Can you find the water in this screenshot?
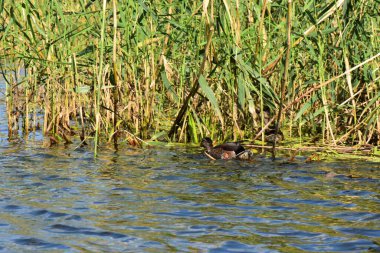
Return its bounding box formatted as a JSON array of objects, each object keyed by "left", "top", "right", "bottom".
[{"left": 0, "top": 83, "right": 380, "bottom": 252}]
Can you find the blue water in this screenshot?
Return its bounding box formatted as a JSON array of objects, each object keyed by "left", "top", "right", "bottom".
[{"left": 0, "top": 82, "right": 379, "bottom": 252}]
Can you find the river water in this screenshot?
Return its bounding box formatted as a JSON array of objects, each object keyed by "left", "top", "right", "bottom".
[{"left": 0, "top": 81, "right": 379, "bottom": 252}]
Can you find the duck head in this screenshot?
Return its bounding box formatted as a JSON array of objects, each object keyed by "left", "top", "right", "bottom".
[{"left": 201, "top": 137, "right": 213, "bottom": 152}]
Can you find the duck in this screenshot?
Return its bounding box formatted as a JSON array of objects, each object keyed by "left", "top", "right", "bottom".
[
  {"left": 201, "top": 137, "right": 253, "bottom": 160},
  {"left": 265, "top": 128, "right": 284, "bottom": 143}
]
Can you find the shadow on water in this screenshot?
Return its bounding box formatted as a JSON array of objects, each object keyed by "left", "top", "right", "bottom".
[{"left": 1, "top": 82, "right": 380, "bottom": 252}]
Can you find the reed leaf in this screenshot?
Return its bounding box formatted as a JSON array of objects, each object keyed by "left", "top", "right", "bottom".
[
  {"left": 237, "top": 73, "right": 245, "bottom": 108},
  {"left": 198, "top": 74, "right": 224, "bottom": 129},
  {"left": 161, "top": 70, "right": 180, "bottom": 104},
  {"left": 0, "top": 0, "right": 378, "bottom": 149}
]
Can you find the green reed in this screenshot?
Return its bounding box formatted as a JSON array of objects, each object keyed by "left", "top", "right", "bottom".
[{"left": 0, "top": 0, "right": 379, "bottom": 152}]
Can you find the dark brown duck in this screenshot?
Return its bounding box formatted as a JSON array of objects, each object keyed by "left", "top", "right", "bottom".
[{"left": 201, "top": 137, "right": 252, "bottom": 160}]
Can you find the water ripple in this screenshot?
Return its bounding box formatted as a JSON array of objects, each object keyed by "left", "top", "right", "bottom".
[
  {"left": 337, "top": 227, "right": 380, "bottom": 237},
  {"left": 48, "top": 224, "right": 128, "bottom": 239},
  {"left": 14, "top": 237, "right": 69, "bottom": 250},
  {"left": 0, "top": 116, "right": 378, "bottom": 253},
  {"left": 293, "top": 239, "right": 380, "bottom": 252}
]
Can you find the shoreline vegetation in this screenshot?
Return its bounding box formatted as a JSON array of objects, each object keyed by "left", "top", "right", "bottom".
[{"left": 0, "top": 1, "right": 379, "bottom": 157}]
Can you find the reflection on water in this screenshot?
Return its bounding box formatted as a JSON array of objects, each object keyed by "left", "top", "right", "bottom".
[{"left": 1, "top": 85, "right": 380, "bottom": 252}]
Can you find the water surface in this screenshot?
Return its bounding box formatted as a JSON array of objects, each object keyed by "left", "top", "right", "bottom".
[{"left": 0, "top": 83, "right": 379, "bottom": 252}]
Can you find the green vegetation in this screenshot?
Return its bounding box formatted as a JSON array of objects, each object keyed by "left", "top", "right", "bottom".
[{"left": 0, "top": 0, "right": 379, "bottom": 153}]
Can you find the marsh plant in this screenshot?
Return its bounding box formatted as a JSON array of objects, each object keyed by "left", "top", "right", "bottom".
[{"left": 1, "top": 0, "right": 379, "bottom": 154}]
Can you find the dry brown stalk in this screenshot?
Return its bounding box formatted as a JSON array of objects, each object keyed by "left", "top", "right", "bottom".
[{"left": 253, "top": 52, "right": 380, "bottom": 142}]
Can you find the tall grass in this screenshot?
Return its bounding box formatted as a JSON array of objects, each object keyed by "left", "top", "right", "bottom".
[{"left": 0, "top": 0, "right": 379, "bottom": 151}]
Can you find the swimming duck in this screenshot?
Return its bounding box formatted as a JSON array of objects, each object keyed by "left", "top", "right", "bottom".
[{"left": 201, "top": 137, "right": 253, "bottom": 160}]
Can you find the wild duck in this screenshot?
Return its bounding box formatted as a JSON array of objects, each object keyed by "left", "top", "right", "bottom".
[{"left": 201, "top": 137, "right": 252, "bottom": 160}]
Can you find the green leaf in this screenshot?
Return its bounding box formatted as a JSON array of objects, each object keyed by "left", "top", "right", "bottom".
[
  {"left": 161, "top": 71, "right": 179, "bottom": 104},
  {"left": 237, "top": 73, "right": 246, "bottom": 108},
  {"left": 188, "top": 112, "right": 198, "bottom": 143},
  {"left": 150, "top": 131, "right": 167, "bottom": 141},
  {"left": 198, "top": 74, "right": 224, "bottom": 128},
  {"left": 301, "top": 107, "right": 324, "bottom": 125},
  {"left": 0, "top": 0, "right": 4, "bottom": 14},
  {"left": 75, "top": 85, "right": 91, "bottom": 94},
  {"left": 359, "top": 92, "right": 380, "bottom": 120},
  {"left": 321, "top": 26, "right": 337, "bottom": 34},
  {"left": 294, "top": 94, "right": 317, "bottom": 121}
]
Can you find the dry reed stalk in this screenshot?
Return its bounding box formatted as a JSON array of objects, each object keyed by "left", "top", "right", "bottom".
[
  {"left": 112, "top": 0, "right": 119, "bottom": 150},
  {"left": 168, "top": 0, "right": 215, "bottom": 139},
  {"left": 94, "top": 0, "right": 107, "bottom": 157},
  {"left": 272, "top": 0, "right": 292, "bottom": 158},
  {"left": 1, "top": 0, "right": 378, "bottom": 150},
  {"left": 253, "top": 52, "right": 380, "bottom": 142}
]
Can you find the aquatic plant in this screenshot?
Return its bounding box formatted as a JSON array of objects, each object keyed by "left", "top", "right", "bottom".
[{"left": 0, "top": 0, "right": 379, "bottom": 153}]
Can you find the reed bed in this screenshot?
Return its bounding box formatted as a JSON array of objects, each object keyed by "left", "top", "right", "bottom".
[{"left": 0, "top": 0, "right": 379, "bottom": 153}]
